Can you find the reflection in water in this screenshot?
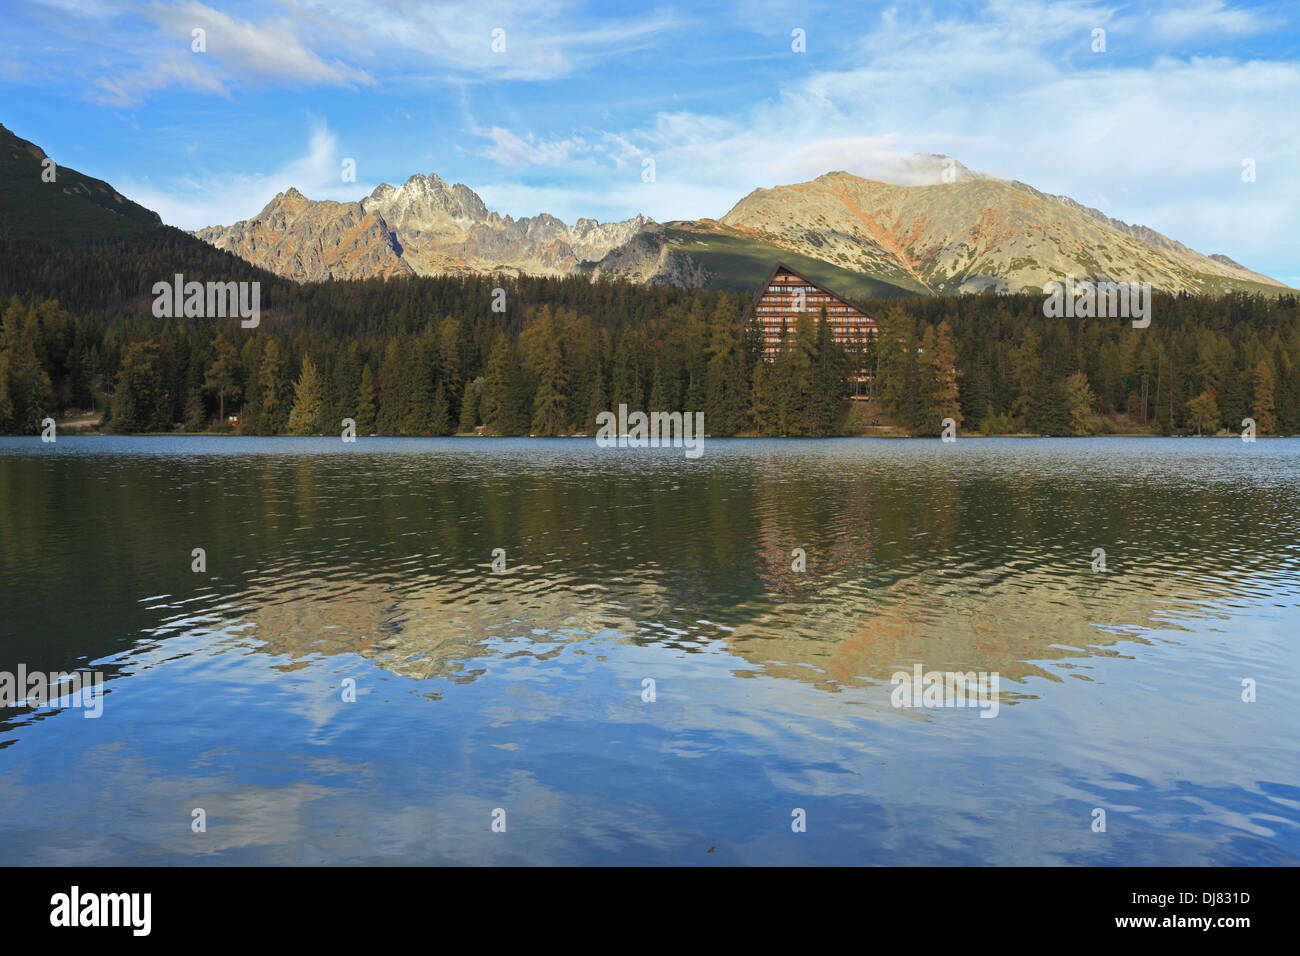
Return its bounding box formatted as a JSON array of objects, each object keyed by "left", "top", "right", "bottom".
[{"left": 1, "top": 436, "right": 1298, "bottom": 864}]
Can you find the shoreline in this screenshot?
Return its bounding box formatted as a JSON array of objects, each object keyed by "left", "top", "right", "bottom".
[{"left": 21, "top": 430, "right": 1297, "bottom": 440}]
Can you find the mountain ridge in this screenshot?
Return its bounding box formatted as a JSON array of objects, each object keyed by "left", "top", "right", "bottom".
[
  {"left": 193, "top": 158, "right": 1290, "bottom": 297},
  {"left": 0, "top": 122, "right": 163, "bottom": 245},
  {"left": 194, "top": 172, "right": 650, "bottom": 283},
  {"left": 5, "top": 116, "right": 1284, "bottom": 299}
]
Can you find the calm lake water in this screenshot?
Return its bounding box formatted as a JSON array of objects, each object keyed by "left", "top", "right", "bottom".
[{"left": 1, "top": 436, "right": 1298, "bottom": 865}]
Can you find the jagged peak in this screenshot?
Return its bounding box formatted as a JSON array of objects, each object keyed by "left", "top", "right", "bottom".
[{"left": 399, "top": 171, "right": 447, "bottom": 188}]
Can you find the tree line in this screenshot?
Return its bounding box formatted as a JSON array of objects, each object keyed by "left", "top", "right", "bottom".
[{"left": 1, "top": 253, "right": 1298, "bottom": 436}]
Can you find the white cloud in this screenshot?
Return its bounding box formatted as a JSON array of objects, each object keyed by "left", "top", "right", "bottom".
[
  {"left": 466, "top": 0, "right": 1298, "bottom": 273},
  {"left": 76, "top": 0, "right": 374, "bottom": 107},
  {"left": 59, "top": 0, "right": 683, "bottom": 106},
  {"left": 143, "top": 1, "right": 374, "bottom": 85},
  {"left": 94, "top": 0, "right": 1299, "bottom": 276},
  {"left": 1143, "top": 0, "right": 1273, "bottom": 42},
  {"left": 478, "top": 128, "right": 590, "bottom": 167},
  {"left": 294, "top": 0, "right": 686, "bottom": 82},
  {"left": 90, "top": 54, "right": 230, "bottom": 108}
]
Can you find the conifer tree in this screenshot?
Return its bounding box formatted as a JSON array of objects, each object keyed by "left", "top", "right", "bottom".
[
  {"left": 706, "top": 316, "right": 747, "bottom": 435},
  {"left": 0, "top": 301, "right": 52, "bottom": 432},
  {"left": 256, "top": 339, "right": 287, "bottom": 434},
  {"left": 204, "top": 337, "right": 242, "bottom": 426},
  {"left": 355, "top": 363, "right": 377, "bottom": 434},
  {"left": 876, "top": 308, "right": 920, "bottom": 429},
  {"left": 531, "top": 338, "right": 569, "bottom": 436},
  {"left": 1253, "top": 358, "right": 1277, "bottom": 434},
  {"left": 1185, "top": 388, "right": 1220, "bottom": 436},
  {"left": 459, "top": 376, "right": 483, "bottom": 433},
  {"left": 812, "top": 309, "right": 845, "bottom": 435},
  {"left": 288, "top": 355, "right": 325, "bottom": 435},
  {"left": 112, "top": 341, "right": 162, "bottom": 433},
  {"left": 429, "top": 380, "right": 452, "bottom": 436},
  {"left": 749, "top": 355, "right": 776, "bottom": 435},
  {"left": 376, "top": 340, "right": 405, "bottom": 435},
  {"left": 482, "top": 334, "right": 528, "bottom": 435},
  {"left": 926, "top": 319, "right": 963, "bottom": 436}
]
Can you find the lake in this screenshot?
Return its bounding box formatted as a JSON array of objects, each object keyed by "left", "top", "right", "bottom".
[{"left": 1, "top": 436, "right": 1297, "bottom": 864}]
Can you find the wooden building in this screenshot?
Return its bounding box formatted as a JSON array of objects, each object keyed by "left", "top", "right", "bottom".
[{"left": 745, "top": 263, "right": 879, "bottom": 363}]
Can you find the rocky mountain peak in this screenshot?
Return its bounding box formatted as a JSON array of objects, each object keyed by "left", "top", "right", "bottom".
[
  {"left": 195, "top": 171, "right": 654, "bottom": 283},
  {"left": 190, "top": 157, "right": 1287, "bottom": 295}
]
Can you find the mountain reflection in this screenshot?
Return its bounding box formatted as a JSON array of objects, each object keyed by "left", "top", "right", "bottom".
[{"left": 3, "top": 437, "right": 1298, "bottom": 711}]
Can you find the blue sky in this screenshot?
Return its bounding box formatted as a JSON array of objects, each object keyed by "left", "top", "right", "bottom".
[{"left": 2, "top": 0, "right": 1298, "bottom": 282}]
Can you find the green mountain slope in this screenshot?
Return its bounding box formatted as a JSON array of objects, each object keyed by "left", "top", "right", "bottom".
[
  {"left": 656, "top": 223, "right": 926, "bottom": 298},
  {"left": 0, "top": 123, "right": 285, "bottom": 315},
  {"left": 0, "top": 123, "right": 161, "bottom": 245}
]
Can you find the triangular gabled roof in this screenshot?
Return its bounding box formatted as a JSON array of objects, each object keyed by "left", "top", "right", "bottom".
[{"left": 743, "top": 262, "right": 875, "bottom": 322}]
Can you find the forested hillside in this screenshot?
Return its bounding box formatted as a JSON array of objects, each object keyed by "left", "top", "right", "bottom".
[{"left": 1, "top": 251, "right": 1296, "bottom": 438}]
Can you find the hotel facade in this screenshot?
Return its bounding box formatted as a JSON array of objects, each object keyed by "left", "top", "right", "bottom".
[{"left": 746, "top": 263, "right": 879, "bottom": 360}]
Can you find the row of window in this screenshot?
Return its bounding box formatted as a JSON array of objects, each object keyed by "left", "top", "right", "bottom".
[
  {"left": 754, "top": 308, "right": 863, "bottom": 316},
  {"left": 756, "top": 320, "right": 878, "bottom": 328},
  {"left": 762, "top": 331, "right": 879, "bottom": 343},
  {"left": 757, "top": 310, "right": 865, "bottom": 318}
]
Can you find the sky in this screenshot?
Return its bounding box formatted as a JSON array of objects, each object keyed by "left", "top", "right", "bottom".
[{"left": 2, "top": 0, "right": 1298, "bottom": 283}]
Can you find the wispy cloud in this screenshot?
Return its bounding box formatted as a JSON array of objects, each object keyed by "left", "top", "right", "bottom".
[
  {"left": 468, "top": 0, "right": 1298, "bottom": 267},
  {"left": 306, "top": 0, "right": 687, "bottom": 81},
  {"left": 9, "top": 0, "right": 1296, "bottom": 276},
  {"left": 477, "top": 128, "right": 592, "bottom": 167},
  {"left": 1143, "top": 0, "right": 1275, "bottom": 42},
  {"left": 142, "top": 0, "right": 374, "bottom": 85},
  {"left": 85, "top": 0, "right": 374, "bottom": 107}
]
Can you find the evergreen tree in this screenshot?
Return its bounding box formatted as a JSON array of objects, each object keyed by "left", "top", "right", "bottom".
[
  {"left": 204, "top": 337, "right": 242, "bottom": 426},
  {"left": 459, "top": 376, "right": 483, "bottom": 433},
  {"left": 482, "top": 335, "right": 529, "bottom": 435},
  {"left": 288, "top": 355, "right": 325, "bottom": 435},
  {"left": 1062, "top": 371, "right": 1098, "bottom": 435},
  {"left": 429, "top": 380, "right": 453, "bottom": 436},
  {"left": 0, "top": 351, "right": 13, "bottom": 433},
  {"left": 1253, "top": 358, "right": 1277, "bottom": 434},
  {"left": 256, "top": 339, "right": 287, "bottom": 434},
  {"left": 811, "top": 309, "right": 845, "bottom": 435},
  {"left": 183, "top": 386, "right": 206, "bottom": 431},
  {"left": 749, "top": 354, "right": 777, "bottom": 435},
  {"left": 112, "top": 341, "right": 163, "bottom": 433},
  {"left": 355, "top": 363, "right": 377, "bottom": 434},
  {"left": 1185, "top": 388, "right": 1220, "bottom": 436},
  {"left": 706, "top": 316, "right": 747, "bottom": 435},
  {"left": 876, "top": 308, "right": 920, "bottom": 429},
  {"left": 376, "top": 340, "right": 406, "bottom": 435},
  {"left": 531, "top": 338, "right": 569, "bottom": 435},
  {"left": 0, "top": 301, "right": 53, "bottom": 433},
  {"left": 926, "top": 319, "right": 963, "bottom": 436},
  {"left": 584, "top": 360, "right": 609, "bottom": 433}
]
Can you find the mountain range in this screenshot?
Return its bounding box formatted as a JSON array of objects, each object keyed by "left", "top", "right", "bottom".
[
  {"left": 194, "top": 155, "right": 1289, "bottom": 298},
  {"left": 2, "top": 120, "right": 1289, "bottom": 299},
  {"left": 193, "top": 174, "right": 650, "bottom": 283}
]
